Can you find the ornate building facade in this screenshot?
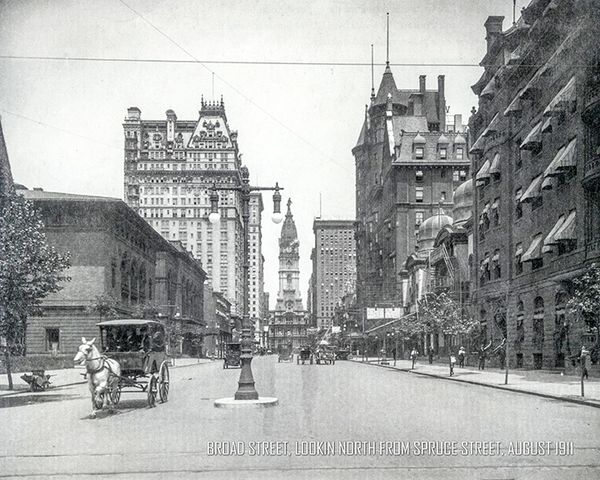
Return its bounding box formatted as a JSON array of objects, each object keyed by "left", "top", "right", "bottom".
[
  {"left": 469, "top": 1, "right": 600, "bottom": 369},
  {"left": 268, "top": 200, "right": 308, "bottom": 349},
  {"left": 122, "top": 98, "right": 245, "bottom": 313},
  {"left": 353, "top": 61, "right": 470, "bottom": 323}
]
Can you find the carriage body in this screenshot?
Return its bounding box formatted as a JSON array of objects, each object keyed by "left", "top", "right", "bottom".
[
  {"left": 97, "top": 319, "right": 170, "bottom": 406},
  {"left": 277, "top": 343, "right": 293, "bottom": 363},
  {"left": 297, "top": 345, "right": 314, "bottom": 365}
]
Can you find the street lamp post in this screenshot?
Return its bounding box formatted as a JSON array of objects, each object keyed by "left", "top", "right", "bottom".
[{"left": 209, "top": 166, "right": 282, "bottom": 402}]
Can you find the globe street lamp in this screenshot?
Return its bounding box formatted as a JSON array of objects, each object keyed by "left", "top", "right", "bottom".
[{"left": 211, "top": 166, "right": 282, "bottom": 406}]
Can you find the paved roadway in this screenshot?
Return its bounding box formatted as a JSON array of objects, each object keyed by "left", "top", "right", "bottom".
[{"left": 0, "top": 356, "right": 599, "bottom": 479}]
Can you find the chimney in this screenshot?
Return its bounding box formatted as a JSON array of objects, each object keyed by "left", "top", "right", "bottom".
[
  {"left": 413, "top": 96, "right": 423, "bottom": 116},
  {"left": 454, "top": 114, "right": 463, "bottom": 133},
  {"left": 126, "top": 107, "right": 141, "bottom": 121},
  {"left": 484, "top": 16, "right": 504, "bottom": 53},
  {"left": 166, "top": 109, "right": 177, "bottom": 142},
  {"left": 438, "top": 75, "right": 446, "bottom": 131},
  {"left": 419, "top": 75, "right": 426, "bottom": 94}
]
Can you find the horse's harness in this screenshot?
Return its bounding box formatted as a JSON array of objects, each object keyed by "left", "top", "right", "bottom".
[{"left": 85, "top": 354, "right": 118, "bottom": 377}]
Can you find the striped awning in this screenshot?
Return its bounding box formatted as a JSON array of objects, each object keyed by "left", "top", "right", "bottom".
[
  {"left": 482, "top": 202, "right": 491, "bottom": 215},
  {"left": 542, "top": 214, "right": 566, "bottom": 252},
  {"left": 520, "top": 175, "right": 543, "bottom": 203},
  {"left": 520, "top": 122, "right": 543, "bottom": 150},
  {"left": 520, "top": 65, "right": 549, "bottom": 100},
  {"left": 543, "top": 77, "right": 576, "bottom": 117},
  {"left": 556, "top": 137, "right": 577, "bottom": 171},
  {"left": 476, "top": 159, "right": 491, "bottom": 181},
  {"left": 544, "top": 145, "right": 566, "bottom": 178},
  {"left": 482, "top": 113, "right": 501, "bottom": 137},
  {"left": 522, "top": 234, "right": 543, "bottom": 262},
  {"left": 515, "top": 187, "right": 522, "bottom": 202},
  {"left": 554, "top": 210, "right": 576, "bottom": 242},
  {"left": 469, "top": 133, "right": 486, "bottom": 154},
  {"left": 489, "top": 153, "right": 501, "bottom": 176}
]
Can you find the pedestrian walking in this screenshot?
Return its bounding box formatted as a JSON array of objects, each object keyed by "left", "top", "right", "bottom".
[
  {"left": 449, "top": 353, "right": 457, "bottom": 376},
  {"left": 580, "top": 346, "right": 591, "bottom": 380},
  {"left": 458, "top": 346, "right": 466, "bottom": 368},
  {"left": 428, "top": 348, "right": 434, "bottom": 365},
  {"left": 410, "top": 348, "right": 418, "bottom": 369},
  {"left": 478, "top": 340, "right": 492, "bottom": 370}
]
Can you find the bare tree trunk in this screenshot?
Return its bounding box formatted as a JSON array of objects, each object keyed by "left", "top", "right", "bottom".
[{"left": 4, "top": 349, "right": 13, "bottom": 390}]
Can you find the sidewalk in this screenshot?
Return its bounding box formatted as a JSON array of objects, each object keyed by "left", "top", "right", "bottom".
[
  {"left": 0, "top": 357, "right": 214, "bottom": 396},
  {"left": 354, "top": 357, "right": 600, "bottom": 408}
]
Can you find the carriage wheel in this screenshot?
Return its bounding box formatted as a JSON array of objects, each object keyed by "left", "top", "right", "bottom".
[
  {"left": 110, "top": 386, "right": 121, "bottom": 406},
  {"left": 94, "top": 392, "right": 105, "bottom": 410},
  {"left": 159, "top": 361, "right": 170, "bottom": 403},
  {"left": 147, "top": 375, "right": 158, "bottom": 408}
]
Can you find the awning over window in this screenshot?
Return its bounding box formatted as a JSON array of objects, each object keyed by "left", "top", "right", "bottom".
[
  {"left": 542, "top": 214, "right": 566, "bottom": 252},
  {"left": 492, "top": 252, "right": 500, "bottom": 263},
  {"left": 543, "top": 76, "right": 576, "bottom": 117},
  {"left": 476, "top": 159, "right": 491, "bottom": 181},
  {"left": 520, "top": 175, "right": 543, "bottom": 202},
  {"left": 482, "top": 113, "right": 501, "bottom": 137},
  {"left": 554, "top": 209, "right": 576, "bottom": 242},
  {"left": 469, "top": 133, "right": 486, "bottom": 155},
  {"left": 489, "top": 153, "right": 501, "bottom": 175},
  {"left": 491, "top": 198, "right": 499, "bottom": 210},
  {"left": 482, "top": 202, "right": 491, "bottom": 216},
  {"left": 520, "top": 65, "right": 549, "bottom": 100},
  {"left": 481, "top": 78, "right": 497, "bottom": 99},
  {"left": 520, "top": 122, "right": 542, "bottom": 150},
  {"left": 522, "top": 234, "right": 543, "bottom": 262},
  {"left": 515, "top": 244, "right": 524, "bottom": 258},
  {"left": 541, "top": 116, "right": 553, "bottom": 133},
  {"left": 504, "top": 90, "right": 524, "bottom": 116},
  {"left": 556, "top": 137, "right": 577, "bottom": 171}
]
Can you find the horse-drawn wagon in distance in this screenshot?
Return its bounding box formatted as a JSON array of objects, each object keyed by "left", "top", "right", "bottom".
[
  {"left": 277, "top": 343, "right": 293, "bottom": 363},
  {"left": 297, "top": 345, "right": 314, "bottom": 365},
  {"left": 223, "top": 341, "right": 241, "bottom": 369},
  {"left": 74, "top": 319, "right": 170, "bottom": 418}
]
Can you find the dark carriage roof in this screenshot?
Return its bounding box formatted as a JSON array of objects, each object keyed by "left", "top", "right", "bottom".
[{"left": 97, "top": 319, "right": 164, "bottom": 327}]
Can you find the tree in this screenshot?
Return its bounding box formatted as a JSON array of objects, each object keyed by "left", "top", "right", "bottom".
[
  {"left": 567, "top": 263, "right": 600, "bottom": 362},
  {"left": 86, "top": 294, "right": 120, "bottom": 320},
  {"left": 417, "top": 292, "right": 477, "bottom": 349},
  {"left": 0, "top": 195, "right": 71, "bottom": 389}
]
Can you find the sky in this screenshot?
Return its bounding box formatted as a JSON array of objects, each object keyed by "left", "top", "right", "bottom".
[{"left": 0, "top": 0, "right": 530, "bottom": 309}]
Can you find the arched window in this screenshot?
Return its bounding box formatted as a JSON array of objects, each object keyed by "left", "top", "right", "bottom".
[{"left": 120, "top": 256, "right": 129, "bottom": 302}]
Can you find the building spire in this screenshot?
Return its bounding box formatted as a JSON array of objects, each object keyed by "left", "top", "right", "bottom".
[
  {"left": 286, "top": 197, "right": 292, "bottom": 215},
  {"left": 0, "top": 116, "right": 15, "bottom": 198},
  {"left": 371, "top": 44, "right": 375, "bottom": 100},
  {"left": 386, "top": 12, "right": 390, "bottom": 66}
]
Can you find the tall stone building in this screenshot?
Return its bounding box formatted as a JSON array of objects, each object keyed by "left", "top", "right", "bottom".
[
  {"left": 248, "top": 192, "right": 265, "bottom": 339},
  {"left": 268, "top": 200, "right": 308, "bottom": 349},
  {"left": 122, "top": 98, "right": 245, "bottom": 313},
  {"left": 353, "top": 61, "right": 470, "bottom": 320},
  {"left": 312, "top": 219, "right": 356, "bottom": 329},
  {"left": 469, "top": 1, "right": 600, "bottom": 369}
]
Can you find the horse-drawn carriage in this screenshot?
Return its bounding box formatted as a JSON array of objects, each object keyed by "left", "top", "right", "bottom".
[
  {"left": 74, "top": 319, "right": 170, "bottom": 418},
  {"left": 297, "top": 345, "right": 314, "bottom": 365},
  {"left": 223, "top": 342, "right": 241, "bottom": 369},
  {"left": 315, "top": 345, "right": 336, "bottom": 365},
  {"left": 277, "top": 343, "right": 293, "bottom": 363}
]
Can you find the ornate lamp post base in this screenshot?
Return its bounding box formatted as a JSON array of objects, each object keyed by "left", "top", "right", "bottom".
[{"left": 214, "top": 396, "right": 278, "bottom": 408}]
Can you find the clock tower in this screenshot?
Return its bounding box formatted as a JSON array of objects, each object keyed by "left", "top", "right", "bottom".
[{"left": 268, "top": 199, "right": 308, "bottom": 349}]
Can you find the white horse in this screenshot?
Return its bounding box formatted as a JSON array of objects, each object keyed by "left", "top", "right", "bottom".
[{"left": 73, "top": 337, "right": 121, "bottom": 418}]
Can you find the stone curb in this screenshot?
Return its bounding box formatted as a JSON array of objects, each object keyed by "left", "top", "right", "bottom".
[{"left": 352, "top": 360, "right": 600, "bottom": 409}]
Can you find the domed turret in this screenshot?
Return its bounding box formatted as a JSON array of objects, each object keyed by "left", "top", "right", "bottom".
[
  {"left": 418, "top": 209, "right": 453, "bottom": 250},
  {"left": 437, "top": 134, "right": 449, "bottom": 145},
  {"left": 454, "top": 133, "right": 466, "bottom": 144},
  {"left": 452, "top": 179, "right": 473, "bottom": 225}
]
